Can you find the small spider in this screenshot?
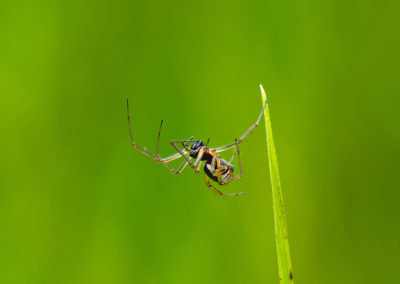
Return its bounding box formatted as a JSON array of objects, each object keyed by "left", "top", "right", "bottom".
[{"left": 127, "top": 99, "right": 267, "bottom": 196}]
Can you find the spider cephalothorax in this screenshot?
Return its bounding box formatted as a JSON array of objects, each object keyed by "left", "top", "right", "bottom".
[
  {"left": 189, "top": 140, "right": 204, "bottom": 158},
  {"left": 127, "top": 97, "right": 267, "bottom": 197}
]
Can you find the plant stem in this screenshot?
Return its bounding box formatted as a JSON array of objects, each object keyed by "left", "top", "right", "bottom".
[{"left": 260, "top": 84, "right": 294, "bottom": 283}]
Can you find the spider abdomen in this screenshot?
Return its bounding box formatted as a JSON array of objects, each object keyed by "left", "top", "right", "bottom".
[{"left": 204, "top": 159, "right": 234, "bottom": 184}]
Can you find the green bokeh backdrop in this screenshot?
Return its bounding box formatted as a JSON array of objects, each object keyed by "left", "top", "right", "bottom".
[{"left": 1, "top": 0, "right": 399, "bottom": 283}]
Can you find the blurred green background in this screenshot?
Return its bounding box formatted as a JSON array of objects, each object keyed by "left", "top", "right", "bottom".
[{"left": 1, "top": 0, "right": 399, "bottom": 283}]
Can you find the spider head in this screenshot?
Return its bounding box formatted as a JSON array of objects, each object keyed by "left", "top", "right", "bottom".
[
  {"left": 189, "top": 140, "right": 204, "bottom": 158},
  {"left": 190, "top": 140, "right": 204, "bottom": 151}
]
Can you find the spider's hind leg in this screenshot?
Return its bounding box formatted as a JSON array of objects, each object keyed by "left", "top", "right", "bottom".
[{"left": 212, "top": 101, "right": 268, "bottom": 153}]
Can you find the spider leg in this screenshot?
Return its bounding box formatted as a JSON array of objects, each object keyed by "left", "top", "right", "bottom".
[
  {"left": 216, "top": 167, "right": 228, "bottom": 185},
  {"left": 210, "top": 152, "right": 217, "bottom": 172},
  {"left": 181, "top": 139, "right": 194, "bottom": 152},
  {"left": 127, "top": 99, "right": 187, "bottom": 164},
  {"left": 170, "top": 140, "right": 197, "bottom": 168},
  {"left": 210, "top": 142, "right": 243, "bottom": 186},
  {"left": 204, "top": 173, "right": 245, "bottom": 197},
  {"left": 156, "top": 120, "right": 163, "bottom": 158},
  {"left": 208, "top": 153, "right": 225, "bottom": 184},
  {"left": 193, "top": 147, "right": 207, "bottom": 173},
  {"left": 212, "top": 101, "right": 267, "bottom": 153},
  {"left": 228, "top": 142, "right": 240, "bottom": 164},
  {"left": 222, "top": 142, "right": 243, "bottom": 185},
  {"left": 208, "top": 154, "right": 229, "bottom": 185},
  {"left": 154, "top": 119, "right": 193, "bottom": 174},
  {"left": 163, "top": 160, "right": 189, "bottom": 175}
]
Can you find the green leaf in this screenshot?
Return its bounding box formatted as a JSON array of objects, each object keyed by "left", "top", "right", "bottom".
[{"left": 260, "top": 85, "right": 294, "bottom": 283}]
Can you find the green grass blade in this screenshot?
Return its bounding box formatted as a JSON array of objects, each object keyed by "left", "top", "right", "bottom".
[{"left": 260, "top": 85, "right": 294, "bottom": 283}]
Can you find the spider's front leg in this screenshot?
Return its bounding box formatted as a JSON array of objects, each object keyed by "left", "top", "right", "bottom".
[
  {"left": 170, "top": 141, "right": 206, "bottom": 173},
  {"left": 153, "top": 121, "right": 195, "bottom": 174},
  {"left": 127, "top": 100, "right": 191, "bottom": 175},
  {"left": 169, "top": 140, "right": 193, "bottom": 167},
  {"left": 193, "top": 147, "right": 207, "bottom": 174},
  {"left": 130, "top": 133, "right": 190, "bottom": 175},
  {"left": 162, "top": 160, "right": 189, "bottom": 175}
]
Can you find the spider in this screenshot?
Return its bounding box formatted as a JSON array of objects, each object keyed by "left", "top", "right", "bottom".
[{"left": 127, "top": 99, "right": 267, "bottom": 196}]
